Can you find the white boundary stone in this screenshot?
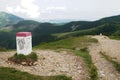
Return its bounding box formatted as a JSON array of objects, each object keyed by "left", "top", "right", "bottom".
[{"left": 16, "top": 32, "right": 32, "bottom": 55}]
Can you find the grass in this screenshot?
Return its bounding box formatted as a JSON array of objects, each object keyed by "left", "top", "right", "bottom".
[
  {"left": 109, "top": 36, "right": 120, "bottom": 40},
  {"left": 73, "top": 49, "right": 98, "bottom": 80},
  {"left": 100, "top": 52, "right": 120, "bottom": 73},
  {"left": 35, "top": 36, "right": 98, "bottom": 50},
  {"left": 0, "top": 67, "right": 72, "bottom": 80},
  {"left": 0, "top": 47, "right": 7, "bottom": 52}
]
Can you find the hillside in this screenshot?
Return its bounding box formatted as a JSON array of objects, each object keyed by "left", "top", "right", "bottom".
[
  {"left": 13, "top": 20, "right": 40, "bottom": 31},
  {"left": 0, "top": 12, "right": 23, "bottom": 27},
  {"left": 0, "top": 12, "right": 120, "bottom": 49}
]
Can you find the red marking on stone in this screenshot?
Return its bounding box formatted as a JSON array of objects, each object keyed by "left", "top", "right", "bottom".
[{"left": 16, "top": 32, "right": 31, "bottom": 37}]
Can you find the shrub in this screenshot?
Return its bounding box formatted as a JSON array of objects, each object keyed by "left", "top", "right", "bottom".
[
  {"left": 8, "top": 52, "right": 38, "bottom": 66},
  {"left": 80, "top": 47, "right": 88, "bottom": 52},
  {"left": 13, "top": 53, "right": 26, "bottom": 60},
  {"left": 27, "top": 52, "right": 38, "bottom": 61}
]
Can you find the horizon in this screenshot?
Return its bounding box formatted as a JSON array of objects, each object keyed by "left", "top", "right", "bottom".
[
  {"left": 1, "top": 11, "right": 120, "bottom": 23},
  {"left": 0, "top": 0, "right": 120, "bottom": 21}
]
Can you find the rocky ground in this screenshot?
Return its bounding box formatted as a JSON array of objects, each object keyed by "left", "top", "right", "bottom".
[
  {"left": 0, "top": 50, "right": 88, "bottom": 80},
  {"left": 89, "top": 36, "right": 120, "bottom": 80}
]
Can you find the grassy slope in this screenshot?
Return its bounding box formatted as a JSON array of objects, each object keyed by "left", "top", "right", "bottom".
[
  {"left": 35, "top": 36, "right": 98, "bottom": 80},
  {"left": 53, "top": 23, "right": 120, "bottom": 39},
  {"left": 35, "top": 36, "right": 98, "bottom": 50},
  {"left": 0, "top": 67, "right": 71, "bottom": 80}
]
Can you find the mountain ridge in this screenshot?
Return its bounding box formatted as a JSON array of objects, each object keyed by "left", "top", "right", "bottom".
[
  {"left": 0, "top": 12, "right": 120, "bottom": 49},
  {"left": 0, "top": 12, "right": 24, "bottom": 27}
]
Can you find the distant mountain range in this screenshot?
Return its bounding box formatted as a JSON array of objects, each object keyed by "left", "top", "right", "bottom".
[
  {"left": 47, "top": 19, "right": 73, "bottom": 23},
  {"left": 0, "top": 12, "right": 120, "bottom": 49},
  {"left": 0, "top": 12, "right": 23, "bottom": 27}
]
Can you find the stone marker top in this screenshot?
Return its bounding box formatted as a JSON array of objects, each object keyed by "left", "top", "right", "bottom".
[{"left": 16, "top": 32, "right": 31, "bottom": 37}]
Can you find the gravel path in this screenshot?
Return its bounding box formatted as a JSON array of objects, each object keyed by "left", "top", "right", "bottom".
[
  {"left": 89, "top": 35, "right": 120, "bottom": 80},
  {"left": 0, "top": 50, "right": 88, "bottom": 80},
  {"left": 93, "top": 36, "right": 120, "bottom": 63}
]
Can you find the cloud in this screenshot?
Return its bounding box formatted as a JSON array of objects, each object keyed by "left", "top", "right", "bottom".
[
  {"left": 20, "top": 0, "right": 40, "bottom": 18},
  {"left": 6, "top": 0, "right": 40, "bottom": 18},
  {"left": 46, "top": 6, "right": 66, "bottom": 11},
  {"left": 6, "top": 7, "right": 14, "bottom": 13},
  {"left": 41, "top": 6, "right": 67, "bottom": 14}
]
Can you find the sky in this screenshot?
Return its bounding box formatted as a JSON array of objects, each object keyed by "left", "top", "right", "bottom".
[{"left": 0, "top": 0, "right": 120, "bottom": 21}]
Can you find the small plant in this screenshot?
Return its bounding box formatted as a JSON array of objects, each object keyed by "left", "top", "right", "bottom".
[
  {"left": 8, "top": 52, "right": 38, "bottom": 66},
  {"left": 27, "top": 52, "right": 38, "bottom": 61},
  {"left": 13, "top": 53, "right": 26, "bottom": 60},
  {"left": 80, "top": 47, "right": 88, "bottom": 52}
]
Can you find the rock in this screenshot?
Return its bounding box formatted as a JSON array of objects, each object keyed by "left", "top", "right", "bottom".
[
  {"left": 75, "top": 47, "right": 80, "bottom": 50},
  {"left": 40, "top": 55, "right": 45, "bottom": 60},
  {"left": 29, "top": 62, "right": 33, "bottom": 66},
  {"left": 78, "top": 70, "right": 82, "bottom": 73},
  {"left": 60, "top": 66, "right": 69, "bottom": 72},
  {"left": 99, "top": 71, "right": 105, "bottom": 77},
  {"left": 21, "top": 62, "right": 27, "bottom": 65},
  {"left": 33, "top": 62, "right": 37, "bottom": 65}
]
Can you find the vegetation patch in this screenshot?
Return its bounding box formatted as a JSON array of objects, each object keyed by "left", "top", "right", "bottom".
[
  {"left": 35, "top": 36, "right": 98, "bottom": 50},
  {"left": 73, "top": 48, "right": 98, "bottom": 80},
  {"left": 0, "top": 67, "right": 72, "bottom": 80},
  {"left": 0, "top": 47, "right": 7, "bottom": 52},
  {"left": 100, "top": 52, "right": 120, "bottom": 73},
  {"left": 109, "top": 36, "right": 120, "bottom": 40},
  {"left": 8, "top": 52, "right": 38, "bottom": 66}
]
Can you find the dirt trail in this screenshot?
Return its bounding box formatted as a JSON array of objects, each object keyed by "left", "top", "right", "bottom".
[
  {"left": 0, "top": 50, "right": 87, "bottom": 80},
  {"left": 89, "top": 35, "right": 120, "bottom": 80}
]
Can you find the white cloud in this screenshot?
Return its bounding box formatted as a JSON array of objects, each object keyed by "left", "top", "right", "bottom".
[
  {"left": 46, "top": 6, "right": 66, "bottom": 11},
  {"left": 6, "top": 7, "right": 14, "bottom": 13},
  {"left": 6, "top": 0, "right": 40, "bottom": 18},
  {"left": 20, "top": 0, "right": 40, "bottom": 18},
  {"left": 41, "top": 6, "right": 67, "bottom": 14}
]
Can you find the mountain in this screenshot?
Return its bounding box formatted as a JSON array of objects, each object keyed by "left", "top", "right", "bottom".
[
  {"left": 52, "top": 15, "right": 120, "bottom": 37},
  {"left": 13, "top": 20, "right": 40, "bottom": 31},
  {"left": 0, "top": 12, "right": 23, "bottom": 27},
  {"left": 47, "top": 19, "right": 72, "bottom": 23},
  {"left": 53, "top": 15, "right": 120, "bottom": 38},
  {"left": 0, "top": 12, "right": 120, "bottom": 49}
]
